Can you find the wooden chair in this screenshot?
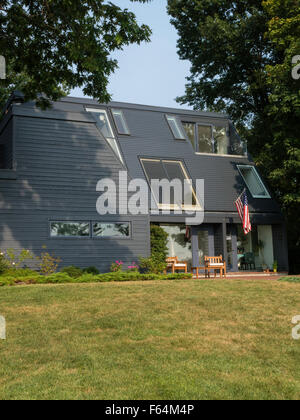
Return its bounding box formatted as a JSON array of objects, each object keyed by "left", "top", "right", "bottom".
[
  {"left": 204, "top": 255, "right": 227, "bottom": 278},
  {"left": 166, "top": 257, "right": 188, "bottom": 274}
]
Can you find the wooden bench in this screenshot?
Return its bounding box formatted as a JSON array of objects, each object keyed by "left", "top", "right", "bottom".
[
  {"left": 204, "top": 255, "right": 227, "bottom": 278},
  {"left": 166, "top": 257, "right": 188, "bottom": 274}
]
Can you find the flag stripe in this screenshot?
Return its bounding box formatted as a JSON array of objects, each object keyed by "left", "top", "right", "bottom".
[{"left": 235, "top": 191, "right": 252, "bottom": 235}]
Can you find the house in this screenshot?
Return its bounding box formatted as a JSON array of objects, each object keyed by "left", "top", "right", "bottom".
[{"left": 0, "top": 92, "right": 289, "bottom": 273}]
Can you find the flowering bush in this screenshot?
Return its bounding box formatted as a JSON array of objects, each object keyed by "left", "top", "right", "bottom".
[
  {"left": 128, "top": 262, "right": 139, "bottom": 272},
  {"left": 110, "top": 260, "right": 124, "bottom": 273}
]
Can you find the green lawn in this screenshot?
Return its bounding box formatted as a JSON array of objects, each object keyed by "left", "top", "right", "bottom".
[{"left": 0, "top": 278, "right": 300, "bottom": 400}]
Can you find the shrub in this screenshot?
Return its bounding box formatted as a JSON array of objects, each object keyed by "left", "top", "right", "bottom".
[
  {"left": 127, "top": 262, "right": 139, "bottom": 272},
  {"left": 83, "top": 266, "right": 100, "bottom": 275},
  {"left": 0, "top": 252, "right": 9, "bottom": 275},
  {"left": 36, "top": 246, "right": 61, "bottom": 275},
  {"left": 110, "top": 260, "right": 124, "bottom": 272},
  {"left": 4, "top": 248, "right": 35, "bottom": 269},
  {"left": 61, "top": 266, "right": 83, "bottom": 279},
  {"left": 150, "top": 225, "right": 168, "bottom": 263},
  {"left": 139, "top": 256, "right": 167, "bottom": 274},
  {"left": 46, "top": 272, "right": 73, "bottom": 284},
  {"left": 4, "top": 268, "right": 39, "bottom": 277}
]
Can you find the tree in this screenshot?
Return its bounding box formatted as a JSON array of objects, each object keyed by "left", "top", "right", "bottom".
[
  {"left": 262, "top": 0, "right": 300, "bottom": 272},
  {"left": 0, "top": 0, "right": 151, "bottom": 109},
  {"left": 168, "top": 0, "right": 300, "bottom": 272}
]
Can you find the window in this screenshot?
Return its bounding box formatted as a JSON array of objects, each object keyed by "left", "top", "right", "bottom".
[
  {"left": 237, "top": 165, "right": 271, "bottom": 198},
  {"left": 166, "top": 115, "right": 186, "bottom": 140},
  {"left": 141, "top": 158, "right": 202, "bottom": 210},
  {"left": 183, "top": 122, "right": 233, "bottom": 155},
  {"left": 93, "top": 222, "right": 130, "bottom": 238},
  {"left": 198, "top": 125, "right": 214, "bottom": 153},
  {"left": 50, "top": 222, "right": 90, "bottom": 238},
  {"left": 112, "top": 109, "right": 130, "bottom": 135},
  {"left": 86, "top": 108, "right": 124, "bottom": 165},
  {"left": 214, "top": 125, "right": 229, "bottom": 155},
  {"left": 50, "top": 221, "right": 131, "bottom": 239}
]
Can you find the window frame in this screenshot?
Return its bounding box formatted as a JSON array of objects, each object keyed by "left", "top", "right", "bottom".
[
  {"left": 237, "top": 165, "right": 271, "bottom": 199},
  {"left": 111, "top": 109, "right": 130, "bottom": 136},
  {"left": 86, "top": 108, "right": 115, "bottom": 139},
  {"left": 92, "top": 222, "right": 132, "bottom": 240},
  {"left": 49, "top": 221, "right": 132, "bottom": 240},
  {"left": 49, "top": 221, "right": 91, "bottom": 239},
  {"left": 182, "top": 120, "right": 246, "bottom": 157},
  {"left": 166, "top": 115, "right": 187, "bottom": 141},
  {"left": 140, "top": 157, "right": 202, "bottom": 211},
  {"left": 86, "top": 107, "right": 125, "bottom": 165}
]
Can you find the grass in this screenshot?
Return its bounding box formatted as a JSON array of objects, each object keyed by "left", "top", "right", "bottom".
[{"left": 0, "top": 278, "right": 300, "bottom": 400}]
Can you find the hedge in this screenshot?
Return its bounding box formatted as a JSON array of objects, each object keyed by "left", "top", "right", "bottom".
[{"left": 0, "top": 272, "right": 193, "bottom": 287}]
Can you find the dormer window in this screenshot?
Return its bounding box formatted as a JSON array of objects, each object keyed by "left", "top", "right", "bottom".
[
  {"left": 140, "top": 158, "right": 202, "bottom": 211},
  {"left": 166, "top": 115, "right": 186, "bottom": 140},
  {"left": 86, "top": 108, "right": 124, "bottom": 165},
  {"left": 112, "top": 109, "right": 130, "bottom": 135},
  {"left": 183, "top": 122, "right": 231, "bottom": 155}
]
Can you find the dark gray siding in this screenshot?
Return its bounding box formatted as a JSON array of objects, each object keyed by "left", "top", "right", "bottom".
[
  {"left": 0, "top": 110, "right": 150, "bottom": 271},
  {"left": 272, "top": 224, "right": 289, "bottom": 271},
  {"left": 0, "top": 117, "right": 13, "bottom": 170}
]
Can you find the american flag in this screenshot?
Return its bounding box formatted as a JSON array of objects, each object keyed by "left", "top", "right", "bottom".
[{"left": 235, "top": 190, "right": 252, "bottom": 235}]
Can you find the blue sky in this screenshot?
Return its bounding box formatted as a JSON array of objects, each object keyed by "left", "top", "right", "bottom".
[{"left": 70, "top": 0, "right": 191, "bottom": 109}]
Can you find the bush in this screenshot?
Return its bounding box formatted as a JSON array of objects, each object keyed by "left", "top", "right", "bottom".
[
  {"left": 46, "top": 272, "right": 73, "bottom": 284},
  {"left": 127, "top": 262, "right": 139, "bottom": 272},
  {"left": 4, "top": 268, "right": 39, "bottom": 277},
  {"left": 110, "top": 261, "right": 124, "bottom": 272},
  {"left": 0, "top": 270, "right": 192, "bottom": 287},
  {"left": 61, "top": 266, "right": 83, "bottom": 279},
  {"left": 4, "top": 248, "right": 35, "bottom": 269},
  {"left": 37, "top": 247, "right": 61, "bottom": 275},
  {"left": 0, "top": 252, "right": 9, "bottom": 275},
  {"left": 150, "top": 225, "right": 168, "bottom": 263},
  {"left": 83, "top": 266, "right": 100, "bottom": 275},
  {"left": 139, "top": 256, "right": 167, "bottom": 274}
]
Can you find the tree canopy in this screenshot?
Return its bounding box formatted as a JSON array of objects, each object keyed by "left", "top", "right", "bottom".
[
  {"left": 0, "top": 0, "right": 151, "bottom": 108},
  {"left": 168, "top": 0, "right": 300, "bottom": 272}
]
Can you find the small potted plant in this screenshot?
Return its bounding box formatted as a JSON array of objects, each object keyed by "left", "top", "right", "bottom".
[{"left": 273, "top": 260, "right": 278, "bottom": 273}]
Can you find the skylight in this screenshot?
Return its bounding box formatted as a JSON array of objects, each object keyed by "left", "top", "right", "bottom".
[
  {"left": 86, "top": 108, "right": 124, "bottom": 165},
  {"left": 166, "top": 115, "right": 186, "bottom": 140},
  {"left": 112, "top": 109, "right": 130, "bottom": 135},
  {"left": 237, "top": 165, "right": 271, "bottom": 198}
]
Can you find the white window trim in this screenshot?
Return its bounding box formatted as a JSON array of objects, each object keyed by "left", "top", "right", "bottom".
[
  {"left": 237, "top": 165, "right": 271, "bottom": 199},
  {"left": 86, "top": 108, "right": 115, "bottom": 138},
  {"left": 195, "top": 152, "right": 246, "bottom": 158},
  {"left": 140, "top": 158, "right": 203, "bottom": 211},
  {"left": 86, "top": 107, "right": 125, "bottom": 165}
]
